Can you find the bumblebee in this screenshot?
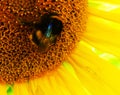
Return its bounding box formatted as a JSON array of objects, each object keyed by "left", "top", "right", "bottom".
[
  {"left": 30, "top": 13, "right": 63, "bottom": 52},
  {"left": 32, "top": 23, "right": 57, "bottom": 52}
]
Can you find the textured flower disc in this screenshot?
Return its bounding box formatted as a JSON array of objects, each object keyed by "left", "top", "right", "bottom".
[{"left": 0, "top": 0, "right": 87, "bottom": 84}]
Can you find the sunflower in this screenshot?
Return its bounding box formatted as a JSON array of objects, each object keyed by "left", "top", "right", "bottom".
[{"left": 0, "top": 0, "right": 120, "bottom": 95}]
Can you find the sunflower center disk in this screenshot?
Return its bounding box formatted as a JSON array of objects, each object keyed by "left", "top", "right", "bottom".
[{"left": 0, "top": 0, "right": 87, "bottom": 84}]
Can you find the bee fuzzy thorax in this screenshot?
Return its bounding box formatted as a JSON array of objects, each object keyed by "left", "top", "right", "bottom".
[
  {"left": 0, "top": 0, "right": 87, "bottom": 84},
  {"left": 31, "top": 29, "right": 55, "bottom": 52}
]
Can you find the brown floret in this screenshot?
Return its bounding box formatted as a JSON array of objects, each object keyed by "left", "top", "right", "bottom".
[{"left": 0, "top": 0, "right": 87, "bottom": 84}]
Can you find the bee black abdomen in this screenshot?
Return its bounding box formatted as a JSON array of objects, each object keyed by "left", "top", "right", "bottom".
[{"left": 50, "top": 18, "right": 63, "bottom": 35}]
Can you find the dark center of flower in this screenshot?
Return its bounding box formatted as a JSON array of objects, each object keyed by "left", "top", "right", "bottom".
[{"left": 0, "top": 0, "right": 87, "bottom": 84}]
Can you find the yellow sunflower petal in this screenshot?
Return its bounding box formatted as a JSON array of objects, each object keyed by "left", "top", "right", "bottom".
[
  {"left": 92, "top": 0, "right": 120, "bottom": 4},
  {"left": 67, "top": 41, "right": 120, "bottom": 95},
  {"left": 14, "top": 83, "right": 31, "bottom": 95},
  {"left": 0, "top": 85, "right": 7, "bottom": 95},
  {"left": 88, "top": 0, "right": 120, "bottom": 23},
  {"left": 28, "top": 63, "right": 91, "bottom": 95},
  {"left": 65, "top": 1, "right": 120, "bottom": 94},
  {"left": 83, "top": 14, "right": 120, "bottom": 58}
]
